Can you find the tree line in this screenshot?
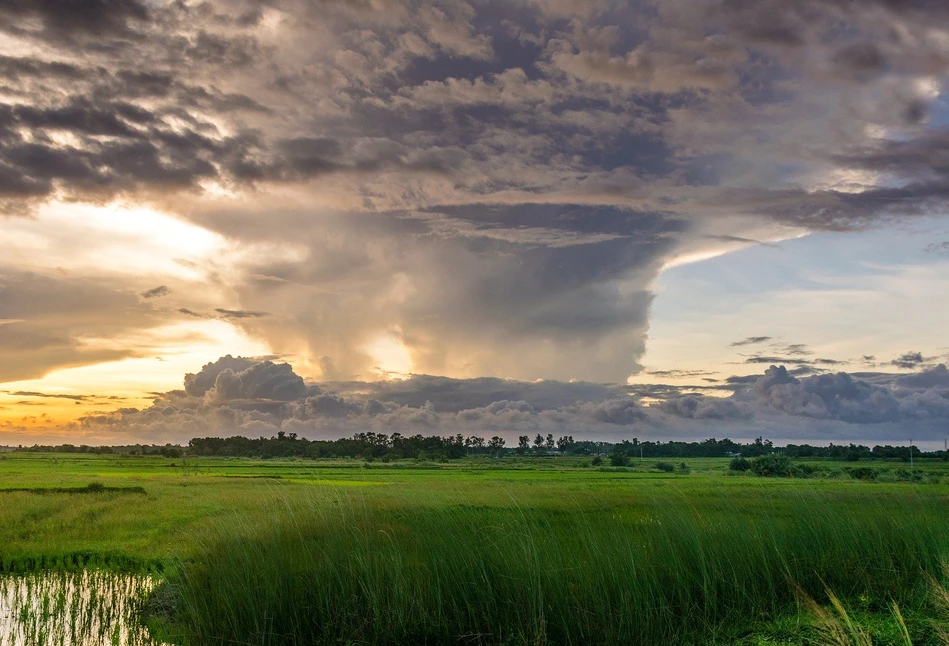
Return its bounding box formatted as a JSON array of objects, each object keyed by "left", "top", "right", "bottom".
[{"left": 15, "top": 433, "right": 947, "bottom": 462}]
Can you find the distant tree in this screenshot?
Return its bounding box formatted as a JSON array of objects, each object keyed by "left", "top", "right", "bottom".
[
  {"left": 516, "top": 435, "right": 530, "bottom": 456},
  {"left": 488, "top": 436, "right": 506, "bottom": 457},
  {"left": 545, "top": 434, "right": 555, "bottom": 451},
  {"left": 556, "top": 435, "right": 575, "bottom": 453},
  {"left": 533, "top": 434, "right": 544, "bottom": 453}
]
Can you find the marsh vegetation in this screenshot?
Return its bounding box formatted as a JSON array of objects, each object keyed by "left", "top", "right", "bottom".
[{"left": 2, "top": 452, "right": 949, "bottom": 644}]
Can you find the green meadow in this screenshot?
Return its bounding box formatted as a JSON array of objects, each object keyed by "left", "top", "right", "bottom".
[{"left": 2, "top": 452, "right": 949, "bottom": 644}]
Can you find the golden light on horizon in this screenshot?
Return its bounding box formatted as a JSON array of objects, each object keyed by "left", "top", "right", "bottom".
[{"left": 0, "top": 320, "right": 272, "bottom": 428}]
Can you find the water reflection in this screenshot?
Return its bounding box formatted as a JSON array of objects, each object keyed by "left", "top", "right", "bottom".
[{"left": 0, "top": 572, "right": 162, "bottom": 645}]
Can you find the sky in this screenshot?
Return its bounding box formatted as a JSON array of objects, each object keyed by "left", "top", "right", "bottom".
[{"left": 1, "top": 0, "right": 948, "bottom": 446}]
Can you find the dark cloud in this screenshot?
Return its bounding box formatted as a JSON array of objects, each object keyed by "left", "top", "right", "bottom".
[
  {"left": 745, "top": 366, "right": 902, "bottom": 424},
  {"left": 646, "top": 369, "right": 718, "bottom": 379},
  {"left": 891, "top": 351, "right": 926, "bottom": 369},
  {"left": 303, "top": 393, "right": 363, "bottom": 418},
  {"left": 1, "top": 0, "right": 946, "bottom": 229},
  {"left": 660, "top": 395, "right": 751, "bottom": 420},
  {"left": 0, "top": 0, "right": 150, "bottom": 38},
  {"left": 204, "top": 361, "right": 312, "bottom": 404},
  {"left": 0, "top": 96, "right": 237, "bottom": 200},
  {"left": 743, "top": 355, "right": 812, "bottom": 365},
  {"left": 328, "top": 373, "right": 624, "bottom": 412},
  {"left": 779, "top": 344, "right": 811, "bottom": 356},
  {"left": 832, "top": 42, "right": 887, "bottom": 76},
  {"left": 895, "top": 364, "right": 949, "bottom": 389},
  {"left": 730, "top": 336, "right": 772, "bottom": 347},
  {"left": 6, "top": 391, "right": 88, "bottom": 401},
  {"left": 0, "top": 56, "right": 85, "bottom": 82},
  {"left": 214, "top": 308, "right": 270, "bottom": 319},
  {"left": 140, "top": 285, "right": 170, "bottom": 299},
  {"left": 725, "top": 374, "right": 761, "bottom": 385},
  {"left": 585, "top": 399, "right": 648, "bottom": 425}
]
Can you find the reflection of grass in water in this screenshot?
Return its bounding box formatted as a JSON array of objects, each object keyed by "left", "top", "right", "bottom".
[{"left": 0, "top": 571, "right": 159, "bottom": 645}]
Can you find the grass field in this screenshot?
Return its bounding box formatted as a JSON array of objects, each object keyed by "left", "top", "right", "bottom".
[{"left": 1, "top": 453, "right": 949, "bottom": 644}]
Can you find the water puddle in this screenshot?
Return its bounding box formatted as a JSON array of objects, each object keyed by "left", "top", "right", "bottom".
[{"left": 0, "top": 571, "right": 163, "bottom": 645}]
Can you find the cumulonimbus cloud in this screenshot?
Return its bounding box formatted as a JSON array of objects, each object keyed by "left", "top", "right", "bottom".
[{"left": 3, "top": 0, "right": 949, "bottom": 387}]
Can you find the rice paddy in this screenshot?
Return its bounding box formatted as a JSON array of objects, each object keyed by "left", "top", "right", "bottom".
[
  {"left": 0, "top": 571, "right": 159, "bottom": 646},
  {"left": 2, "top": 452, "right": 949, "bottom": 644}
]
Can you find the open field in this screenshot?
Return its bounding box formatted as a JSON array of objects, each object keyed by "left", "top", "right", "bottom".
[{"left": 2, "top": 453, "right": 949, "bottom": 644}]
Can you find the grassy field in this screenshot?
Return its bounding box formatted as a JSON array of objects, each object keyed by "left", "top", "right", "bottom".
[{"left": 1, "top": 453, "right": 949, "bottom": 644}]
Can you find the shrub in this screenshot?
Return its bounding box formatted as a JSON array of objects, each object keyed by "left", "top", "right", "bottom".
[
  {"left": 895, "top": 469, "right": 923, "bottom": 483},
  {"left": 86, "top": 482, "right": 105, "bottom": 492},
  {"left": 677, "top": 462, "right": 690, "bottom": 474},
  {"left": 655, "top": 461, "right": 675, "bottom": 473},
  {"left": 591, "top": 456, "right": 603, "bottom": 466},
  {"left": 751, "top": 455, "right": 793, "bottom": 478},
  {"left": 729, "top": 457, "right": 751, "bottom": 472},
  {"left": 845, "top": 466, "right": 881, "bottom": 481},
  {"left": 609, "top": 453, "right": 629, "bottom": 467}
]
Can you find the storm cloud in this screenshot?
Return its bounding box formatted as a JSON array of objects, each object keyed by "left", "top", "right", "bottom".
[{"left": 2, "top": 0, "right": 949, "bottom": 409}]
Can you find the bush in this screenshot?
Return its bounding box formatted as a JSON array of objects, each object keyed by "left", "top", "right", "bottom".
[
  {"left": 609, "top": 453, "right": 630, "bottom": 467},
  {"left": 86, "top": 482, "right": 105, "bottom": 492},
  {"left": 845, "top": 466, "right": 881, "bottom": 481},
  {"left": 655, "top": 461, "right": 675, "bottom": 473},
  {"left": 895, "top": 469, "right": 923, "bottom": 483},
  {"left": 751, "top": 455, "right": 793, "bottom": 478},
  {"left": 591, "top": 456, "right": 603, "bottom": 466},
  {"left": 729, "top": 457, "right": 751, "bottom": 472},
  {"left": 677, "top": 462, "right": 690, "bottom": 474}
]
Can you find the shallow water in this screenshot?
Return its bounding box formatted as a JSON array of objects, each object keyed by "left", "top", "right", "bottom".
[{"left": 0, "top": 572, "right": 162, "bottom": 646}]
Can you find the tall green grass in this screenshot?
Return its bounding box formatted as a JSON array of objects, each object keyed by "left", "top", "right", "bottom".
[{"left": 154, "top": 486, "right": 949, "bottom": 645}]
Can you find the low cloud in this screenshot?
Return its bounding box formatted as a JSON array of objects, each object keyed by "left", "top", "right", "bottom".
[
  {"left": 891, "top": 351, "right": 927, "bottom": 370},
  {"left": 140, "top": 285, "right": 169, "bottom": 299},
  {"left": 214, "top": 308, "right": 270, "bottom": 319},
  {"left": 69, "top": 356, "right": 949, "bottom": 445},
  {"left": 730, "top": 336, "right": 772, "bottom": 347}
]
